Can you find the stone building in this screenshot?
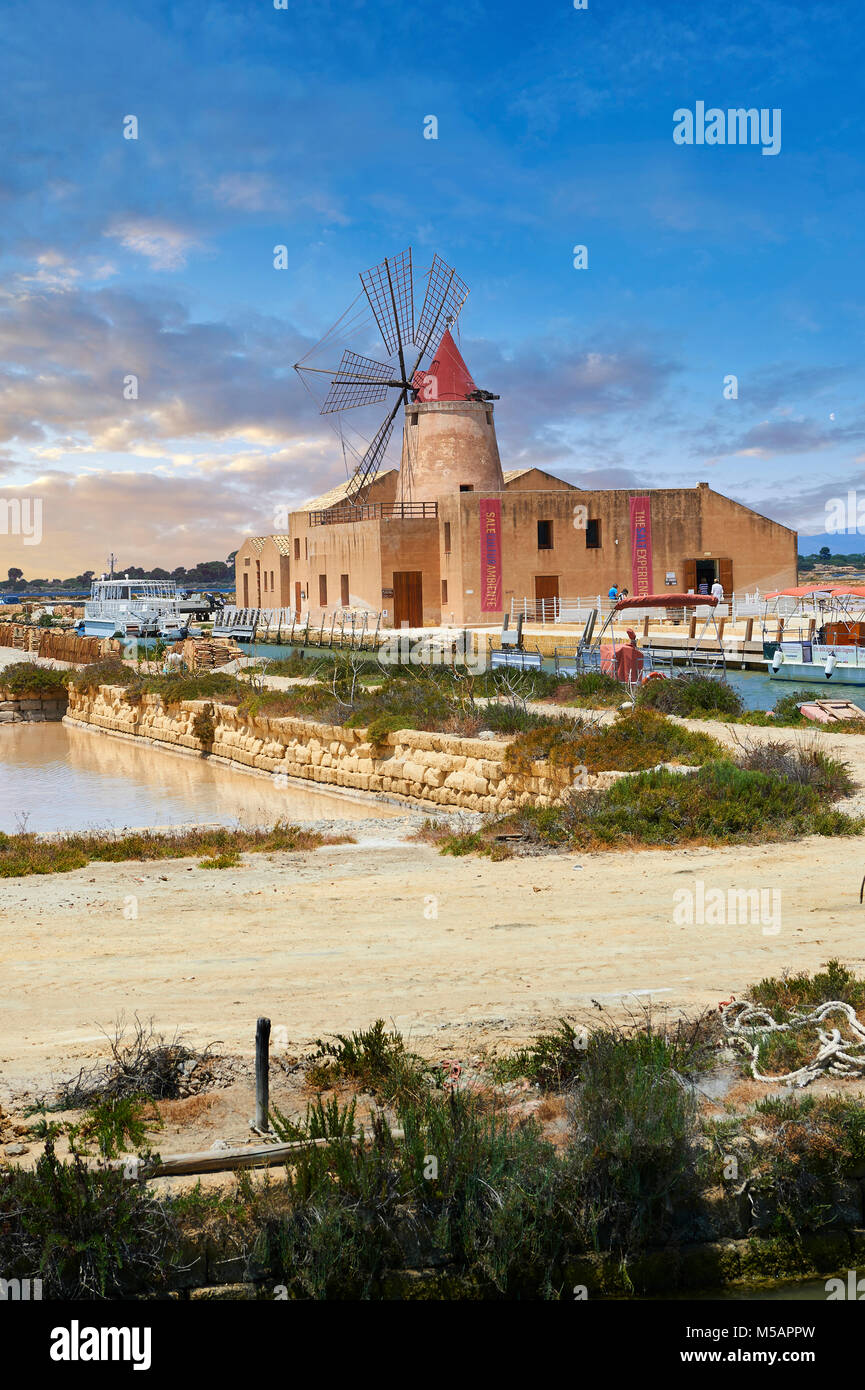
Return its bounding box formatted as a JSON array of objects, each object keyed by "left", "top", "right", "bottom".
[{"left": 235, "top": 332, "right": 798, "bottom": 625}]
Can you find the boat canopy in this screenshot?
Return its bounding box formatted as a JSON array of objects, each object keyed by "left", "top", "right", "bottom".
[
  {"left": 766, "top": 585, "right": 865, "bottom": 600},
  {"left": 613, "top": 592, "right": 718, "bottom": 611}
]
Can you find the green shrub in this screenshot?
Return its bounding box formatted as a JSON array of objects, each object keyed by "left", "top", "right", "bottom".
[
  {"left": 565, "top": 760, "right": 862, "bottom": 848},
  {"left": 306, "top": 1020, "right": 431, "bottom": 1102},
  {"left": 504, "top": 707, "right": 724, "bottom": 776},
  {"left": 568, "top": 1024, "right": 701, "bottom": 1250},
  {"left": 736, "top": 742, "right": 853, "bottom": 799},
  {"left": 635, "top": 673, "right": 744, "bottom": 717},
  {"left": 0, "top": 661, "right": 68, "bottom": 696},
  {"left": 0, "top": 1142, "right": 173, "bottom": 1298},
  {"left": 191, "top": 702, "right": 216, "bottom": 746}
]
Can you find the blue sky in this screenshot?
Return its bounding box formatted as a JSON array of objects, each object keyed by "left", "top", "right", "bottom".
[{"left": 1, "top": 0, "right": 863, "bottom": 573}]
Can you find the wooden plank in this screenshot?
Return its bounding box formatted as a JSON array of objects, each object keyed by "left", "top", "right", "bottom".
[{"left": 113, "top": 1128, "right": 406, "bottom": 1179}]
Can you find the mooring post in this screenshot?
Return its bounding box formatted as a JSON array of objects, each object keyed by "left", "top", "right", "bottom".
[{"left": 255, "top": 1017, "right": 271, "bottom": 1132}]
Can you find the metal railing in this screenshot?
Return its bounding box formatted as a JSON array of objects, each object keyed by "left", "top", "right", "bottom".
[{"left": 309, "top": 501, "right": 438, "bottom": 526}]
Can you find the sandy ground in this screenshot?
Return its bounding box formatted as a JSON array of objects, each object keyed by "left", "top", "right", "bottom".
[
  {"left": 4, "top": 677, "right": 865, "bottom": 1158},
  {"left": 2, "top": 814, "right": 864, "bottom": 1102}
]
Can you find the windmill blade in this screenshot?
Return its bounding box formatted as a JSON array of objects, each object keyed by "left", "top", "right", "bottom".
[
  {"left": 360, "top": 248, "right": 414, "bottom": 356},
  {"left": 345, "top": 408, "right": 398, "bottom": 502},
  {"left": 415, "top": 254, "right": 469, "bottom": 359},
  {"left": 321, "top": 350, "right": 394, "bottom": 414}
]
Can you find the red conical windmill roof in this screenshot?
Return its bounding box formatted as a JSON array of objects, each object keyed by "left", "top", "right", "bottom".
[{"left": 412, "top": 329, "right": 477, "bottom": 401}]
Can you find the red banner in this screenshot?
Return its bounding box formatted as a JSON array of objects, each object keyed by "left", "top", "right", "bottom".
[
  {"left": 479, "top": 498, "right": 502, "bottom": 611},
  {"left": 629, "top": 495, "right": 653, "bottom": 596}
]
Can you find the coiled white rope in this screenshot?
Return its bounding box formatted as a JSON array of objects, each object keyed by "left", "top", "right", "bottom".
[{"left": 721, "top": 999, "right": 865, "bottom": 1087}]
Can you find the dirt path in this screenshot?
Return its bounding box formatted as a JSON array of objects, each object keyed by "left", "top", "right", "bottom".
[{"left": 3, "top": 826, "right": 864, "bottom": 1099}]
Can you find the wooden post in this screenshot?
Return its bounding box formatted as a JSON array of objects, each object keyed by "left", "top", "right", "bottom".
[
  {"left": 255, "top": 1017, "right": 271, "bottom": 1132},
  {"left": 777, "top": 618, "right": 784, "bottom": 641},
  {"left": 688, "top": 616, "right": 697, "bottom": 640},
  {"left": 642, "top": 616, "right": 650, "bottom": 638},
  {"left": 808, "top": 618, "right": 816, "bottom": 639},
  {"left": 717, "top": 617, "right": 726, "bottom": 641},
  {"left": 744, "top": 617, "right": 754, "bottom": 643}
]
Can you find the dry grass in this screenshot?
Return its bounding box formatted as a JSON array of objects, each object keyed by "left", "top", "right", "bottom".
[{"left": 0, "top": 822, "right": 353, "bottom": 878}]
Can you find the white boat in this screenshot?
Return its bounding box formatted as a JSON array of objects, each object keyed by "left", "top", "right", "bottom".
[
  {"left": 81, "top": 578, "right": 183, "bottom": 638},
  {"left": 768, "top": 641, "right": 865, "bottom": 686},
  {"left": 764, "top": 586, "right": 865, "bottom": 685}
]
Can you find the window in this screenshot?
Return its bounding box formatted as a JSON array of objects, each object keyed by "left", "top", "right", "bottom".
[
  {"left": 244, "top": 558, "right": 250, "bottom": 566},
  {"left": 459, "top": 484, "right": 474, "bottom": 492},
  {"left": 340, "top": 573, "right": 349, "bottom": 606},
  {"left": 294, "top": 538, "right": 300, "bottom": 560},
  {"left": 444, "top": 521, "right": 451, "bottom": 554},
  {"left": 271, "top": 570, "right": 275, "bottom": 590},
  {"left": 586, "top": 519, "right": 601, "bottom": 549},
  {"left": 263, "top": 572, "right": 268, "bottom": 592},
  {"left": 304, "top": 538, "right": 308, "bottom": 560},
  {"left": 537, "top": 520, "right": 553, "bottom": 550},
  {"left": 319, "top": 574, "right": 327, "bottom": 606},
  {"left": 409, "top": 412, "right": 418, "bottom": 426},
  {"left": 441, "top": 579, "right": 448, "bottom": 604}
]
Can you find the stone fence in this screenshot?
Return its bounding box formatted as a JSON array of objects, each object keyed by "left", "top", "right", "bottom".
[{"left": 65, "top": 685, "right": 620, "bottom": 812}]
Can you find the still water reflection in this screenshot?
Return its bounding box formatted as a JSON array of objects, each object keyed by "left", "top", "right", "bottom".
[{"left": 0, "top": 724, "right": 401, "bottom": 832}]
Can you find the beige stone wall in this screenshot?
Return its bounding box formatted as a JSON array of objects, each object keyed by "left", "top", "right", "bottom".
[{"left": 65, "top": 686, "right": 616, "bottom": 812}]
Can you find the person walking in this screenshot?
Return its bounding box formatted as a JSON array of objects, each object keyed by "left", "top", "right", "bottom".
[{"left": 711, "top": 577, "right": 724, "bottom": 602}]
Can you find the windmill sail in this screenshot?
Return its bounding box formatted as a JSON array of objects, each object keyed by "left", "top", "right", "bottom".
[
  {"left": 344, "top": 410, "right": 396, "bottom": 502},
  {"left": 321, "top": 350, "right": 393, "bottom": 413},
  {"left": 415, "top": 254, "right": 469, "bottom": 359},
  {"left": 359, "top": 248, "right": 414, "bottom": 356}
]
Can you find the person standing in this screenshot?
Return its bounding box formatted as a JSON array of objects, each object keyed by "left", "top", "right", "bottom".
[{"left": 711, "top": 577, "right": 724, "bottom": 601}]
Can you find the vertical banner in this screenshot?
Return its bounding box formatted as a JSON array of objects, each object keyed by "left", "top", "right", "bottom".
[
  {"left": 629, "top": 495, "right": 653, "bottom": 596},
  {"left": 479, "top": 498, "right": 502, "bottom": 611}
]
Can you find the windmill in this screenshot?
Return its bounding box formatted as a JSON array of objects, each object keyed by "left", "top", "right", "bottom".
[{"left": 295, "top": 249, "right": 494, "bottom": 505}]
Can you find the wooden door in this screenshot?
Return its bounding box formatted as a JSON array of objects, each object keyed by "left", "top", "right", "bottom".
[
  {"left": 534, "top": 574, "right": 559, "bottom": 622},
  {"left": 243, "top": 573, "right": 249, "bottom": 606},
  {"left": 294, "top": 581, "right": 301, "bottom": 618},
  {"left": 681, "top": 558, "right": 697, "bottom": 592},
  {"left": 393, "top": 571, "right": 423, "bottom": 628},
  {"left": 718, "top": 557, "right": 733, "bottom": 597}
]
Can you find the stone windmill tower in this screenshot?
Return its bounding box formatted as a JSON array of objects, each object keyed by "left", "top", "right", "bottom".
[
  {"left": 398, "top": 330, "right": 503, "bottom": 504},
  {"left": 295, "top": 248, "right": 501, "bottom": 507}
]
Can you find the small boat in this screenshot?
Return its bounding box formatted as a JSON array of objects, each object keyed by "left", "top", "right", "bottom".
[
  {"left": 81, "top": 577, "right": 184, "bottom": 638},
  {"left": 763, "top": 586, "right": 865, "bottom": 685}
]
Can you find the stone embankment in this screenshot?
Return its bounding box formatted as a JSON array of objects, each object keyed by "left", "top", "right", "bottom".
[
  {"left": 65, "top": 685, "right": 617, "bottom": 812},
  {"left": 0, "top": 694, "right": 68, "bottom": 724}
]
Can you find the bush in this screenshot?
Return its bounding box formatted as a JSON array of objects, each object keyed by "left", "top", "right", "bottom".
[
  {"left": 746, "top": 959, "right": 865, "bottom": 1016},
  {"left": 569, "top": 1024, "right": 701, "bottom": 1250},
  {"left": 550, "top": 671, "right": 625, "bottom": 707},
  {"left": 735, "top": 741, "right": 853, "bottom": 800},
  {"left": 504, "top": 708, "right": 724, "bottom": 777},
  {"left": 0, "top": 661, "right": 68, "bottom": 696},
  {"left": 191, "top": 702, "right": 216, "bottom": 746},
  {"left": 635, "top": 673, "right": 744, "bottom": 717},
  {"left": 565, "top": 760, "right": 861, "bottom": 848},
  {"left": 72, "top": 659, "right": 140, "bottom": 693},
  {"left": 0, "top": 1142, "right": 173, "bottom": 1298},
  {"left": 306, "top": 1020, "right": 432, "bottom": 1102}
]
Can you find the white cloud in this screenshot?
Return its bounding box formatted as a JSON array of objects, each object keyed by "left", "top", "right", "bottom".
[{"left": 106, "top": 218, "right": 202, "bottom": 270}]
